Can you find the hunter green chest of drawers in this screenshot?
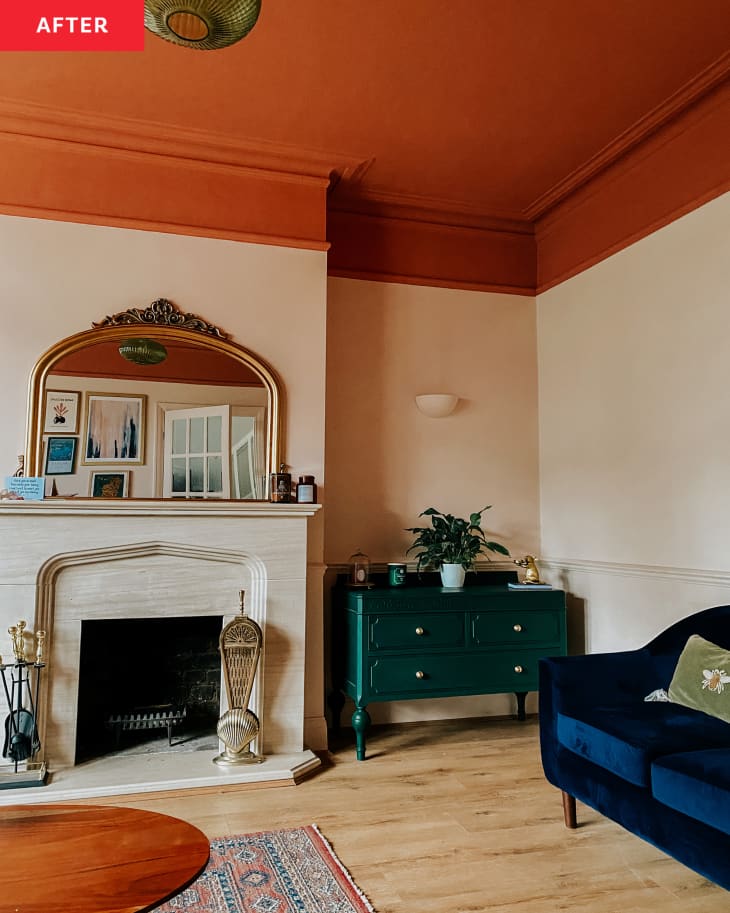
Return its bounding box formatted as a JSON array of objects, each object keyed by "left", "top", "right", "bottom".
[{"left": 332, "top": 584, "right": 567, "bottom": 759}]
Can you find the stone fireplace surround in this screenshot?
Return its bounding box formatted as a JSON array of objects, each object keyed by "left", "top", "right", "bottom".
[{"left": 0, "top": 499, "right": 321, "bottom": 804}]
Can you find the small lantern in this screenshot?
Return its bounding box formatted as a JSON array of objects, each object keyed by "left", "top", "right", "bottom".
[{"left": 349, "top": 549, "right": 371, "bottom": 587}]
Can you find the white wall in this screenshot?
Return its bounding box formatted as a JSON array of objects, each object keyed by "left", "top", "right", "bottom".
[
  {"left": 0, "top": 214, "right": 329, "bottom": 748},
  {"left": 538, "top": 191, "right": 730, "bottom": 653}
]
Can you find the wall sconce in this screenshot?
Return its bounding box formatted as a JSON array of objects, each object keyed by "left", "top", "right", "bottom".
[{"left": 415, "top": 394, "right": 459, "bottom": 418}]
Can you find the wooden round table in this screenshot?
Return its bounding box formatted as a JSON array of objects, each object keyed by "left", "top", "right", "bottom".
[{"left": 0, "top": 804, "right": 210, "bottom": 913}]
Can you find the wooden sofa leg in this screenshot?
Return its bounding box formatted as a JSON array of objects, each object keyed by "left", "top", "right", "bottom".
[{"left": 562, "top": 791, "right": 577, "bottom": 828}]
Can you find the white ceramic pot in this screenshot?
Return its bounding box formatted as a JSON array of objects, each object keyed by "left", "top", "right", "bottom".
[{"left": 440, "top": 563, "right": 466, "bottom": 588}]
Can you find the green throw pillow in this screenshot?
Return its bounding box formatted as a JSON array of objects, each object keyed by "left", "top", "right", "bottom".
[{"left": 668, "top": 634, "right": 730, "bottom": 722}]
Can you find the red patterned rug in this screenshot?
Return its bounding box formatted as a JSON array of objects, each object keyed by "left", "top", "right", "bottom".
[{"left": 154, "top": 824, "right": 375, "bottom": 912}]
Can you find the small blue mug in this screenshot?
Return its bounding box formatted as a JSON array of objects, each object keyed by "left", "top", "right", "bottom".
[{"left": 387, "top": 563, "right": 407, "bottom": 586}]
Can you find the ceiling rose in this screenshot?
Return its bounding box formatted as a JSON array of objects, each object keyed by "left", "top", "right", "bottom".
[{"left": 144, "top": 0, "right": 261, "bottom": 50}]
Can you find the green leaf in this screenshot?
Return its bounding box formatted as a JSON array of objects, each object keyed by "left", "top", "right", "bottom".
[{"left": 486, "top": 541, "right": 510, "bottom": 556}]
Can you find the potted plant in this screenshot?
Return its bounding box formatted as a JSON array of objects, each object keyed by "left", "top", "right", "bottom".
[{"left": 405, "top": 506, "right": 510, "bottom": 588}]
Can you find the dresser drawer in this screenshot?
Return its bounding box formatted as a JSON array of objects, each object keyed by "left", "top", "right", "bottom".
[
  {"left": 367, "top": 648, "right": 545, "bottom": 697},
  {"left": 368, "top": 613, "right": 464, "bottom": 651},
  {"left": 471, "top": 610, "right": 562, "bottom": 647},
  {"left": 368, "top": 654, "right": 480, "bottom": 695}
]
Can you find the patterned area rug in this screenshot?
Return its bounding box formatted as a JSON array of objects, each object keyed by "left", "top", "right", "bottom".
[{"left": 155, "top": 824, "right": 375, "bottom": 912}]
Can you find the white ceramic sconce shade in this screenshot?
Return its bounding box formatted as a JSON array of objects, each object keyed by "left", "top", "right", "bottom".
[{"left": 415, "top": 394, "right": 459, "bottom": 418}]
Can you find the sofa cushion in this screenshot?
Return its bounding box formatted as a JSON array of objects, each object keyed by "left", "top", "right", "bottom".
[
  {"left": 668, "top": 634, "right": 730, "bottom": 723},
  {"left": 557, "top": 703, "right": 730, "bottom": 787},
  {"left": 652, "top": 749, "right": 730, "bottom": 835}
]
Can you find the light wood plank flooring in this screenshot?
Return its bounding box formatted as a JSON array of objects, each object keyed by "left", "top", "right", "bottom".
[{"left": 87, "top": 718, "right": 727, "bottom": 912}]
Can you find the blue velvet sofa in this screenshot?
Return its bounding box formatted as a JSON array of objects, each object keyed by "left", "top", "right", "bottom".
[{"left": 539, "top": 604, "right": 730, "bottom": 890}]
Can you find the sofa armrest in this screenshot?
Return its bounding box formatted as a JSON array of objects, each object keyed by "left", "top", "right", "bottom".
[
  {"left": 539, "top": 648, "right": 654, "bottom": 788},
  {"left": 541, "top": 649, "right": 653, "bottom": 709}
]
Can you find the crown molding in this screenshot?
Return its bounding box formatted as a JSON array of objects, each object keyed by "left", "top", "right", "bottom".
[
  {"left": 0, "top": 97, "right": 369, "bottom": 186},
  {"left": 525, "top": 51, "right": 730, "bottom": 221},
  {"left": 535, "top": 77, "right": 730, "bottom": 292},
  {"left": 0, "top": 64, "right": 726, "bottom": 292},
  {"left": 327, "top": 206, "right": 536, "bottom": 296},
  {"left": 0, "top": 99, "right": 352, "bottom": 249},
  {"left": 329, "top": 187, "right": 531, "bottom": 235}
]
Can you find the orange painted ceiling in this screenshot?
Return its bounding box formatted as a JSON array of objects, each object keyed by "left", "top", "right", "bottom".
[{"left": 2, "top": 0, "right": 729, "bottom": 222}]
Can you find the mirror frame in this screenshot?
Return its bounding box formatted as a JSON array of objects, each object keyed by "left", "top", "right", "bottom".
[{"left": 25, "top": 300, "right": 282, "bottom": 490}]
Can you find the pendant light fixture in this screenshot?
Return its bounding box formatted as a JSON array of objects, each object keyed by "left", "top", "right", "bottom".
[
  {"left": 144, "top": 0, "right": 262, "bottom": 51},
  {"left": 118, "top": 338, "right": 168, "bottom": 366}
]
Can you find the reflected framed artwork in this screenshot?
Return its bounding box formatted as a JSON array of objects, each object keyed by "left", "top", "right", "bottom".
[
  {"left": 89, "top": 471, "right": 129, "bottom": 498},
  {"left": 44, "top": 436, "right": 78, "bottom": 475},
  {"left": 43, "top": 390, "right": 79, "bottom": 433},
  {"left": 83, "top": 392, "right": 146, "bottom": 464}
]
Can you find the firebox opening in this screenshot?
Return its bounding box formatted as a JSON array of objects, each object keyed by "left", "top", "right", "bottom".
[{"left": 75, "top": 615, "right": 223, "bottom": 764}]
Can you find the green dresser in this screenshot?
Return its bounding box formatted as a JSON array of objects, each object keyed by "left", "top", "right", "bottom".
[{"left": 332, "top": 584, "right": 567, "bottom": 759}]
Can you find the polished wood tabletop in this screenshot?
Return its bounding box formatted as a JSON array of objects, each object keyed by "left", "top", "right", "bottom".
[{"left": 0, "top": 804, "right": 210, "bottom": 913}]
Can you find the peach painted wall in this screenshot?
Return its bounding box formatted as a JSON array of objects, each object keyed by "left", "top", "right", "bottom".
[
  {"left": 537, "top": 191, "right": 730, "bottom": 654},
  {"left": 0, "top": 213, "right": 329, "bottom": 748},
  {"left": 325, "top": 278, "right": 541, "bottom": 563},
  {"left": 324, "top": 278, "right": 542, "bottom": 722}
]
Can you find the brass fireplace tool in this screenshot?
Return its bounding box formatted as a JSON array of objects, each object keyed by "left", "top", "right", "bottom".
[
  {"left": 0, "top": 620, "right": 48, "bottom": 788},
  {"left": 213, "top": 591, "right": 265, "bottom": 766}
]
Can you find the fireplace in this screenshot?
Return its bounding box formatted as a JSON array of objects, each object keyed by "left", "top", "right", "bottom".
[
  {"left": 0, "top": 499, "right": 322, "bottom": 803},
  {"left": 75, "top": 615, "right": 223, "bottom": 763}
]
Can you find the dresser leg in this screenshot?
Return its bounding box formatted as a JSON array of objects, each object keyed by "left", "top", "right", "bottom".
[
  {"left": 514, "top": 691, "right": 527, "bottom": 721},
  {"left": 352, "top": 706, "right": 371, "bottom": 761}
]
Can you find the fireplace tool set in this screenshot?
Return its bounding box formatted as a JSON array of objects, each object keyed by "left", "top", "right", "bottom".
[{"left": 0, "top": 620, "right": 47, "bottom": 788}]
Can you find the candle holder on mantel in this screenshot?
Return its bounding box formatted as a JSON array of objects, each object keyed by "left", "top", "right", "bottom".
[
  {"left": 0, "top": 621, "right": 48, "bottom": 789},
  {"left": 213, "top": 591, "right": 265, "bottom": 767}
]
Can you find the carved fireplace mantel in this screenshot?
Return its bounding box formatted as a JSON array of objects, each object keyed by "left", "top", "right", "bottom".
[{"left": 0, "top": 498, "right": 321, "bottom": 803}]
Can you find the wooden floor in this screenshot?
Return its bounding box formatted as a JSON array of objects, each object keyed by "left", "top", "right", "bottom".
[{"left": 88, "top": 717, "right": 727, "bottom": 912}]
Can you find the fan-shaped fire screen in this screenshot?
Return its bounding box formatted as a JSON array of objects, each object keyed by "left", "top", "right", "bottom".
[{"left": 213, "top": 591, "right": 265, "bottom": 766}]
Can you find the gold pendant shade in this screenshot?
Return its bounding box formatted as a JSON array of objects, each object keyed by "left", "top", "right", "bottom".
[{"left": 144, "top": 0, "right": 262, "bottom": 50}]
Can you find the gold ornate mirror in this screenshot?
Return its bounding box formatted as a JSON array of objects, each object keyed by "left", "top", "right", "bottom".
[{"left": 25, "top": 299, "right": 282, "bottom": 499}]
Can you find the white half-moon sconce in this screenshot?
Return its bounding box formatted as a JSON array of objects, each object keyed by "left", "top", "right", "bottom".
[{"left": 415, "top": 394, "right": 459, "bottom": 418}]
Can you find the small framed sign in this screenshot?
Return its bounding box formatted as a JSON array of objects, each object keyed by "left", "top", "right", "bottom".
[
  {"left": 3, "top": 477, "right": 45, "bottom": 500},
  {"left": 43, "top": 390, "right": 79, "bottom": 433},
  {"left": 44, "top": 436, "right": 78, "bottom": 475},
  {"left": 89, "top": 471, "right": 129, "bottom": 499}
]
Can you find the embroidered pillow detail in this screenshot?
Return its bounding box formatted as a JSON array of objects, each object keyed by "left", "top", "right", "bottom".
[{"left": 668, "top": 634, "right": 730, "bottom": 723}]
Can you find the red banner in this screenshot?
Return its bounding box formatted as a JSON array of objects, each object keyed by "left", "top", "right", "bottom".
[{"left": 0, "top": 1, "right": 145, "bottom": 51}]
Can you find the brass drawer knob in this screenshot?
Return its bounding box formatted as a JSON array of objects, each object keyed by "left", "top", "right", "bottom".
[
  {"left": 513, "top": 624, "right": 523, "bottom": 632},
  {"left": 415, "top": 627, "right": 425, "bottom": 636},
  {"left": 514, "top": 665, "right": 524, "bottom": 674},
  {"left": 415, "top": 670, "right": 425, "bottom": 679}
]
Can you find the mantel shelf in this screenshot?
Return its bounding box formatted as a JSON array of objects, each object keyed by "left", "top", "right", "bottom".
[{"left": 0, "top": 499, "right": 322, "bottom": 519}]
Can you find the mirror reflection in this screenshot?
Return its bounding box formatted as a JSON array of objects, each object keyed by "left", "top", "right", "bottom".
[{"left": 27, "top": 303, "right": 280, "bottom": 500}]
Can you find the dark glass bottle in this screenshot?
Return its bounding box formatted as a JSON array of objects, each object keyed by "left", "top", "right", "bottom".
[{"left": 296, "top": 475, "right": 316, "bottom": 503}]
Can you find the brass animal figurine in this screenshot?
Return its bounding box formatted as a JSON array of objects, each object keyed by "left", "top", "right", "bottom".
[{"left": 514, "top": 555, "right": 543, "bottom": 585}]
